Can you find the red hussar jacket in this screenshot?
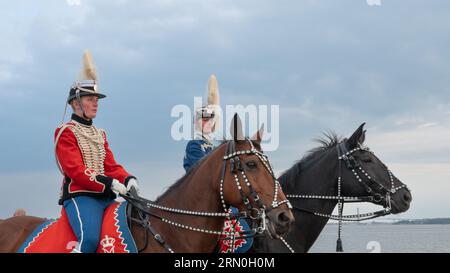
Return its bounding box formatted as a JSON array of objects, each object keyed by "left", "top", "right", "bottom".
[{"left": 55, "top": 114, "right": 135, "bottom": 204}]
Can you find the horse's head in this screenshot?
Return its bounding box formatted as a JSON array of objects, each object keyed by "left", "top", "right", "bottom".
[
  {"left": 339, "top": 123, "right": 412, "bottom": 214},
  {"left": 219, "top": 114, "right": 294, "bottom": 238}
]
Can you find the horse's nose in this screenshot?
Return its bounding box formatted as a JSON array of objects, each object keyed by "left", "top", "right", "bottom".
[
  {"left": 276, "top": 210, "right": 294, "bottom": 229},
  {"left": 267, "top": 209, "right": 295, "bottom": 236},
  {"left": 402, "top": 191, "right": 412, "bottom": 204}
]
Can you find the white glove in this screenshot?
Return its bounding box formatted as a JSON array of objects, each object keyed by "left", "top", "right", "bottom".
[
  {"left": 126, "top": 178, "right": 140, "bottom": 195},
  {"left": 111, "top": 179, "right": 127, "bottom": 195}
]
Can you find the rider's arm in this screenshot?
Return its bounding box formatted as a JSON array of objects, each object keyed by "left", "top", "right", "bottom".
[
  {"left": 55, "top": 127, "right": 114, "bottom": 193},
  {"left": 183, "top": 140, "right": 207, "bottom": 172}
]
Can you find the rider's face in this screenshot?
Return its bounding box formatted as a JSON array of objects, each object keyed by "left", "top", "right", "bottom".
[
  {"left": 201, "top": 118, "right": 214, "bottom": 133},
  {"left": 73, "top": 96, "right": 98, "bottom": 120},
  {"left": 195, "top": 118, "right": 214, "bottom": 134}
]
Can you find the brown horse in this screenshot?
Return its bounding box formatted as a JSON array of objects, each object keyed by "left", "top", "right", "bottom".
[{"left": 0, "top": 115, "right": 294, "bottom": 253}]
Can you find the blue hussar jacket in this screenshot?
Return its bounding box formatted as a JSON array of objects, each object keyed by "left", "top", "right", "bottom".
[{"left": 183, "top": 138, "right": 214, "bottom": 172}]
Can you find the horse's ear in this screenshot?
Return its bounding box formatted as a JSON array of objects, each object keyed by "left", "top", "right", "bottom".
[
  {"left": 360, "top": 129, "right": 367, "bottom": 144},
  {"left": 230, "top": 113, "right": 244, "bottom": 141},
  {"left": 251, "top": 123, "right": 265, "bottom": 144},
  {"left": 347, "top": 122, "right": 366, "bottom": 149}
]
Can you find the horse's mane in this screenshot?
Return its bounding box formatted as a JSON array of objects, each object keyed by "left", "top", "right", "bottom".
[
  {"left": 300, "top": 131, "right": 342, "bottom": 164},
  {"left": 278, "top": 132, "right": 343, "bottom": 188},
  {"left": 155, "top": 141, "right": 227, "bottom": 202}
]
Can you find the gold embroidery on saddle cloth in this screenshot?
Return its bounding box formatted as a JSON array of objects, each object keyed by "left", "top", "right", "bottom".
[{"left": 69, "top": 120, "right": 106, "bottom": 175}]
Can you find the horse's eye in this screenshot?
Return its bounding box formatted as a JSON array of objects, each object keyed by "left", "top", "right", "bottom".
[
  {"left": 246, "top": 161, "right": 257, "bottom": 169},
  {"left": 361, "top": 157, "right": 372, "bottom": 163}
]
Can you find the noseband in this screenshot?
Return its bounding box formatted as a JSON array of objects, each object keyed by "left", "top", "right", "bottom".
[
  {"left": 336, "top": 142, "right": 408, "bottom": 206},
  {"left": 281, "top": 141, "right": 408, "bottom": 252},
  {"left": 121, "top": 138, "right": 291, "bottom": 253}
]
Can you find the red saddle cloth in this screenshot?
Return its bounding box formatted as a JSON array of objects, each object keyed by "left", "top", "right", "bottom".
[{"left": 17, "top": 201, "right": 137, "bottom": 253}]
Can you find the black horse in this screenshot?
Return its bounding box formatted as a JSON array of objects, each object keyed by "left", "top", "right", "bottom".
[{"left": 252, "top": 123, "right": 412, "bottom": 253}]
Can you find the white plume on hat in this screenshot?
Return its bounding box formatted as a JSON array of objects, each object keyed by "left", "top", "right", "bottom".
[
  {"left": 207, "top": 74, "right": 220, "bottom": 106},
  {"left": 207, "top": 74, "right": 220, "bottom": 132},
  {"left": 79, "top": 51, "right": 98, "bottom": 82}
]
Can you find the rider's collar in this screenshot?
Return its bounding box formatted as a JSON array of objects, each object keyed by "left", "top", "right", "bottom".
[
  {"left": 71, "top": 113, "right": 93, "bottom": 126},
  {"left": 194, "top": 131, "right": 213, "bottom": 145}
]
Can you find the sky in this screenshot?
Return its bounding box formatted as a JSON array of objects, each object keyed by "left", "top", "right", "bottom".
[{"left": 0, "top": 0, "right": 449, "bottom": 219}]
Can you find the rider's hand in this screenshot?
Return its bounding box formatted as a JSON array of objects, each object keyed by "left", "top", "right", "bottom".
[
  {"left": 111, "top": 179, "right": 127, "bottom": 195},
  {"left": 126, "top": 178, "right": 140, "bottom": 195}
]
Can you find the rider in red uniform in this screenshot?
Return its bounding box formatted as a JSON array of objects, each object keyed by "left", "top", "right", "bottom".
[
  {"left": 183, "top": 75, "right": 253, "bottom": 253},
  {"left": 54, "top": 51, "right": 139, "bottom": 253}
]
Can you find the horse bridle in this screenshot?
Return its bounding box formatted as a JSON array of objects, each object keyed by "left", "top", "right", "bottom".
[
  {"left": 219, "top": 138, "right": 292, "bottom": 251},
  {"left": 121, "top": 138, "right": 291, "bottom": 253},
  {"left": 281, "top": 141, "right": 408, "bottom": 253}
]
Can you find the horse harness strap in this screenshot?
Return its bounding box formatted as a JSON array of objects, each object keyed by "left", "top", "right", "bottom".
[
  {"left": 218, "top": 138, "right": 291, "bottom": 251},
  {"left": 125, "top": 196, "right": 174, "bottom": 253}
]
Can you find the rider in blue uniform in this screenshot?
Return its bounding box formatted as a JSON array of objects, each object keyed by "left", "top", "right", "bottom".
[
  {"left": 182, "top": 75, "right": 252, "bottom": 253},
  {"left": 183, "top": 106, "right": 215, "bottom": 172}
]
